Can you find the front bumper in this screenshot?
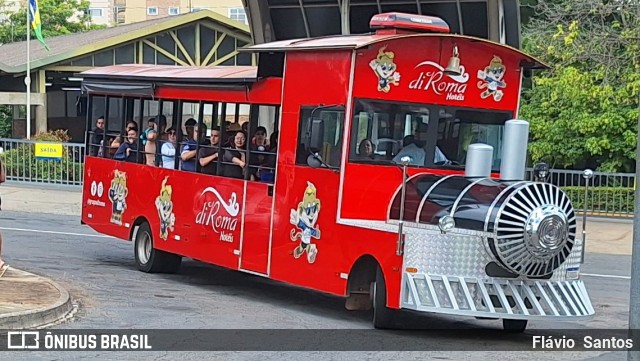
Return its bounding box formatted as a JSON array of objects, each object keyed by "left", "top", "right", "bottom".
[{"left": 402, "top": 272, "right": 595, "bottom": 320}]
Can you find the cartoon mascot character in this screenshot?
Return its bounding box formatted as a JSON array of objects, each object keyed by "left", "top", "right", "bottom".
[
  {"left": 369, "top": 46, "right": 401, "bottom": 93},
  {"left": 477, "top": 55, "right": 507, "bottom": 101},
  {"left": 155, "top": 176, "right": 176, "bottom": 241},
  {"left": 290, "top": 182, "right": 322, "bottom": 264},
  {"left": 108, "top": 170, "right": 128, "bottom": 225}
]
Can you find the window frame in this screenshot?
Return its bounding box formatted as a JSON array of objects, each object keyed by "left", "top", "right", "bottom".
[
  {"left": 295, "top": 105, "right": 345, "bottom": 169},
  {"left": 88, "top": 8, "right": 103, "bottom": 17},
  {"left": 228, "top": 7, "right": 247, "bottom": 24},
  {"left": 147, "top": 7, "right": 158, "bottom": 16},
  {"left": 168, "top": 7, "right": 180, "bottom": 16},
  {"left": 348, "top": 98, "right": 513, "bottom": 170}
]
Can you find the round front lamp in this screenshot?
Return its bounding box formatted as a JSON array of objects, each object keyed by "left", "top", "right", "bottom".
[{"left": 438, "top": 215, "right": 455, "bottom": 232}]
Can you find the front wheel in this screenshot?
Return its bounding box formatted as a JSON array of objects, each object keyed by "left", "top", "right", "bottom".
[
  {"left": 134, "top": 221, "right": 181, "bottom": 273},
  {"left": 372, "top": 267, "right": 397, "bottom": 329},
  {"left": 503, "top": 319, "right": 528, "bottom": 333}
]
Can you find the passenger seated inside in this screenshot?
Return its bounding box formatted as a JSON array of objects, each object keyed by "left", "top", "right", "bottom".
[
  {"left": 180, "top": 125, "right": 198, "bottom": 172},
  {"left": 223, "top": 130, "right": 247, "bottom": 179},
  {"left": 252, "top": 126, "right": 269, "bottom": 150},
  {"left": 143, "top": 119, "right": 158, "bottom": 166},
  {"left": 357, "top": 139, "right": 375, "bottom": 160},
  {"left": 393, "top": 135, "right": 425, "bottom": 166},
  {"left": 392, "top": 135, "right": 450, "bottom": 165},
  {"left": 109, "top": 121, "right": 138, "bottom": 158},
  {"left": 249, "top": 126, "right": 269, "bottom": 179},
  {"left": 114, "top": 127, "right": 139, "bottom": 163},
  {"left": 141, "top": 118, "right": 156, "bottom": 146},
  {"left": 161, "top": 127, "right": 177, "bottom": 170},
  {"left": 198, "top": 127, "right": 220, "bottom": 175}
]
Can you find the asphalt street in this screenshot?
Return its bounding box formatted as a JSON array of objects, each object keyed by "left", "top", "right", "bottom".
[{"left": 0, "top": 210, "right": 635, "bottom": 360}]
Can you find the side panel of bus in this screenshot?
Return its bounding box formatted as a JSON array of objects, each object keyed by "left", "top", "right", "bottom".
[
  {"left": 267, "top": 51, "right": 403, "bottom": 306},
  {"left": 82, "top": 158, "right": 250, "bottom": 271}
]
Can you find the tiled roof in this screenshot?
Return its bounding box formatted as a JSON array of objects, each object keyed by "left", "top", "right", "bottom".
[{"left": 0, "top": 10, "right": 250, "bottom": 73}]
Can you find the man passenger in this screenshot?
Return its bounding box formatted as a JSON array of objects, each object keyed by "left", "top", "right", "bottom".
[
  {"left": 198, "top": 127, "right": 220, "bottom": 175},
  {"left": 180, "top": 125, "right": 198, "bottom": 172},
  {"left": 90, "top": 116, "right": 105, "bottom": 156},
  {"left": 393, "top": 135, "right": 425, "bottom": 166},
  {"left": 141, "top": 118, "right": 156, "bottom": 145},
  {"left": 144, "top": 125, "right": 158, "bottom": 166}
]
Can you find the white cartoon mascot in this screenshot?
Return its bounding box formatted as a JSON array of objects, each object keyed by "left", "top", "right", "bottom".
[
  {"left": 155, "top": 176, "right": 176, "bottom": 241},
  {"left": 369, "top": 46, "right": 401, "bottom": 93},
  {"left": 108, "top": 170, "right": 128, "bottom": 225},
  {"left": 290, "top": 182, "right": 322, "bottom": 264},
  {"left": 477, "top": 55, "right": 506, "bottom": 101}
]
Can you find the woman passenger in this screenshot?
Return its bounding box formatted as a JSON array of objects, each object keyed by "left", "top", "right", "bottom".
[
  {"left": 223, "top": 130, "right": 247, "bottom": 179},
  {"left": 161, "top": 127, "right": 178, "bottom": 169},
  {"left": 109, "top": 121, "right": 138, "bottom": 157},
  {"left": 114, "top": 128, "right": 139, "bottom": 163},
  {"left": 358, "top": 139, "right": 375, "bottom": 160}
]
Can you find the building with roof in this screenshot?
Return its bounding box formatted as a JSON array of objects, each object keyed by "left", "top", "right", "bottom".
[
  {"left": 0, "top": 10, "right": 251, "bottom": 140},
  {"left": 1, "top": 0, "right": 245, "bottom": 27},
  {"left": 112, "top": 0, "right": 246, "bottom": 26}
]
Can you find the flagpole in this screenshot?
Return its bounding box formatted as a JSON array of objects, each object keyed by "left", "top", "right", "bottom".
[{"left": 25, "top": 0, "right": 31, "bottom": 140}]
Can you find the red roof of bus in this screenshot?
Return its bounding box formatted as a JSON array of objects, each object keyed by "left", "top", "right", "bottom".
[
  {"left": 242, "top": 33, "right": 548, "bottom": 69},
  {"left": 80, "top": 64, "right": 257, "bottom": 82}
]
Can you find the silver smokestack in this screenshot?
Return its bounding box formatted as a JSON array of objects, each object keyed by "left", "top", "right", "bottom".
[
  {"left": 465, "top": 143, "right": 493, "bottom": 178},
  {"left": 500, "top": 119, "right": 530, "bottom": 181}
]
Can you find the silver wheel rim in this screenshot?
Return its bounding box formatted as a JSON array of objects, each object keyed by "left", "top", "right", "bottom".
[{"left": 137, "top": 231, "right": 152, "bottom": 265}]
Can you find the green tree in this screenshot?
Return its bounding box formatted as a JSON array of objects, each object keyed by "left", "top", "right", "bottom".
[
  {"left": 0, "top": 0, "right": 104, "bottom": 44},
  {"left": 0, "top": 0, "right": 105, "bottom": 139},
  {"left": 520, "top": 0, "right": 640, "bottom": 172},
  {"left": 0, "top": 105, "right": 12, "bottom": 138}
]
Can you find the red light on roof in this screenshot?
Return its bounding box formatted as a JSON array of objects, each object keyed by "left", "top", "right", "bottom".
[{"left": 370, "top": 12, "right": 450, "bottom": 34}]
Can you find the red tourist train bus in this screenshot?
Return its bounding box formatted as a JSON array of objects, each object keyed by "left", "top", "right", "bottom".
[{"left": 80, "top": 13, "right": 594, "bottom": 331}]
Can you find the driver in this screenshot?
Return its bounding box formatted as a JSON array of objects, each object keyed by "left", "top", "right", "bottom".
[
  {"left": 392, "top": 135, "right": 450, "bottom": 165},
  {"left": 393, "top": 135, "right": 425, "bottom": 166}
]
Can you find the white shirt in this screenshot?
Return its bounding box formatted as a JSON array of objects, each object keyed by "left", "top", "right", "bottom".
[
  {"left": 161, "top": 142, "right": 176, "bottom": 170},
  {"left": 393, "top": 143, "right": 425, "bottom": 166},
  {"left": 393, "top": 144, "right": 449, "bottom": 165}
]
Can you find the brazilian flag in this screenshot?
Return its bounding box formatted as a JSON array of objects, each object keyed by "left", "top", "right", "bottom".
[{"left": 28, "top": 0, "right": 50, "bottom": 51}]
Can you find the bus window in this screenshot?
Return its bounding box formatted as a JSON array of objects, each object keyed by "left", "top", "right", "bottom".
[
  {"left": 197, "top": 102, "right": 221, "bottom": 176},
  {"left": 161, "top": 100, "right": 175, "bottom": 130},
  {"left": 349, "top": 99, "right": 432, "bottom": 165},
  {"left": 247, "top": 105, "right": 280, "bottom": 183},
  {"left": 348, "top": 99, "right": 512, "bottom": 170},
  {"left": 296, "top": 106, "right": 345, "bottom": 168},
  {"left": 104, "top": 97, "right": 128, "bottom": 160},
  {"left": 178, "top": 101, "right": 202, "bottom": 172},
  {"left": 87, "top": 95, "right": 106, "bottom": 157},
  {"left": 133, "top": 99, "right": 159, "bottom": 125},
  {"left": 202, "top": 103, "right": 217, "bottom": 136},
  {"left": 219, "top": 103, "right": 251, "bottom": 179},
  {"left": 435, "top": 108, "right": 511, "bottom": 170}
]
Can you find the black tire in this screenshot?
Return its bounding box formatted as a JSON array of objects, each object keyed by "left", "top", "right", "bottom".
[
  {"left": 372, "top": 266, "right": 396, "bottom": 329},
  {"left": 503, "top": 319, "right": 528, "bottom": 333},
  {"left": 134, "top": 221, "right": 182, "bottom": 273}
]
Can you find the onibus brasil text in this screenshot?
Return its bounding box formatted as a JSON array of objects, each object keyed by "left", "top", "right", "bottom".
[{"left": 7, "top": 331, "right": 152, "bottom": 350}]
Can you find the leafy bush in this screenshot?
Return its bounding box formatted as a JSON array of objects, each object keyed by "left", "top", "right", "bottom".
[
  {"left": 0, "top": 130, "right": 83, "bottom": 184},
  {"left": 34, "top": 129, "right": 71, "bottom": 142},
  {"left": 562, "top": 186, "right": 634, "bottom": 215}
]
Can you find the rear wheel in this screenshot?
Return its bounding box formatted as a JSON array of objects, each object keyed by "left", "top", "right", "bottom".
[
  {"left": 503, "top": 319, "right": 528, "bottom": 333},
  {"left": 372, "top": 266, "right": 396, "bottom": 329},
  {"left": 134, "top": 221, "right": 181, "bottom": 273}
]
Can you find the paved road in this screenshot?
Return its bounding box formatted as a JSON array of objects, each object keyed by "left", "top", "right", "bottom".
[{"left": 0, "top": 210, "right": 634, "bottom": 360}]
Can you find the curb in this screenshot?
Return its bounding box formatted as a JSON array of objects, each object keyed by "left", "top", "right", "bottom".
[{"left": 0, "top": 269, "right": 74, "bottom": 329}]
